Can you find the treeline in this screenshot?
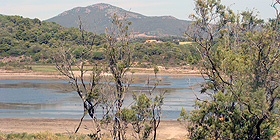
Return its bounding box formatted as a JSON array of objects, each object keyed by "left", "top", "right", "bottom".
[
  {"left": 133, "top": 41, "right": 199, "bottom": 67},
  {"left": 0, "top": 15, "right": 200, "bottom": 67},
  {"left": 132, "top": 36, "right": 191, "bottom": 44}
]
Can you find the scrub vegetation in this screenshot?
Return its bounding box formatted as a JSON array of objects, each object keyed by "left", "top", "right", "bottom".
[{"left": 178, "top": 0, "right": 280, "bottom": 139}]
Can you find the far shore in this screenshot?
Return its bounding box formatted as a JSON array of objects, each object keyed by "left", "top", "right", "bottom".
[
  {"left": 0, "top": 67, "right": 203, "bottom": 80},
  {"left": 0, "top": 117, "right": 189, "bottom": 140}
]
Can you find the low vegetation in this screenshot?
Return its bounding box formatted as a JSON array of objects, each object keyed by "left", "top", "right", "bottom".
[
  {"left": 0, "top": 131, "right": 100, "bottom": 140},
  {"left": 179, "top": 0, "right": 280, "bottom": 139}
]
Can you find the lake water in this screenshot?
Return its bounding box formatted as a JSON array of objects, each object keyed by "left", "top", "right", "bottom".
[{"left": 0, "top": 76, "right": 207, "bottom": 120}]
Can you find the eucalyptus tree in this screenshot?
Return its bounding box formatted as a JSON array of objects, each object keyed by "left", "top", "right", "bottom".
[{"left": 178, "top": 0, "right": 280, "bottom": 139}]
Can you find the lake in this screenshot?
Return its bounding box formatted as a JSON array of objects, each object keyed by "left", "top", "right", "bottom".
[{"left": 0, "top": 75, "right": 207, "bottom": 120}]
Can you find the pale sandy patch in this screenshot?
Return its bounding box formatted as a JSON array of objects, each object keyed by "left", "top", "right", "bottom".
[{"left": 0, "top": 118, "right": 189, "bottom": 140}]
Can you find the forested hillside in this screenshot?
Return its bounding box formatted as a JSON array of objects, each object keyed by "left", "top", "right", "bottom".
[
  {"left": 0, "top": 15, "right": 104, "bottom": 59},
  {"left": 0, "top": 15, "right": 200, "bottom": 68}
]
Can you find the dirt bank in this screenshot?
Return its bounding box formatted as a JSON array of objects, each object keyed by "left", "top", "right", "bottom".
[
  {"left": 0, "top": 118, "right": 188, "bottom": 140},
  {"left": 0, "top": 68, "right": 202, "bottom": 80}
]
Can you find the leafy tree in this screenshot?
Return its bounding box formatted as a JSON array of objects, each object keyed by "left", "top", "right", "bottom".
[
  {"left": 122, "top": 67, "right": 165, "bottom": 140},
  {"left": 179, "top": 0, "right": 280, "bottom": 139}
]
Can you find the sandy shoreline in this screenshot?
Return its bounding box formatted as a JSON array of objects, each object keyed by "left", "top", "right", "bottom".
[
  {"left": 0, "top": 68, "right": 202, "bottom": 80},
  {"left": 0, "top": 117, "right": 188, "bottom": 139}
]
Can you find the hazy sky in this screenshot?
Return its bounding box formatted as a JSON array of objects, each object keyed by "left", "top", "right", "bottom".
[{"left": 0, "top": 0, "right": 278, "bottom": 21}]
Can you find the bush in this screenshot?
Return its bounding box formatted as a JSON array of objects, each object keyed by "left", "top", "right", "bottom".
[
  {"left": 0, "top": 61, "right": 6, "bottom": 67},
  {"left": 32, "top": 53, "right": 41, "bottom": 61},
  {"left": 92, "top": 51, "right": 105, "bottom": 60}
]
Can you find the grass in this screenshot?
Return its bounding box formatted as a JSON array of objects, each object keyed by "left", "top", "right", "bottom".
[
  {"left": 31, "top": 66, "right": 58, "bottom": 72},
  {"left": 30, "top": 66, "right": 92, "bottom": 72},
  {"left": 0, "top": 131, "right": 97, "bottom": 140}
]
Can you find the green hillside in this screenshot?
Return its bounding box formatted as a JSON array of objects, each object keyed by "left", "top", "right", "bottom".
[
  {"left": 0, "top": 14, "right": 200, "bottom": 70},
  {"left": 0, "top": 14, "right": 105, "bottom": 58}
]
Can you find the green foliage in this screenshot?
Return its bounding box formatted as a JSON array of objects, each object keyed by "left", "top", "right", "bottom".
[
  {"left": 179, "top": 0, "right": 280, "bottom": 139},
  {"left": 92, "top": 51, "right": 105, "bottom": 60},
  {"left": 73, "top": 47, "right": 84, "bottom": 58},
  {"left": 123, "top": 91, "right": 164, "bottom": 140},
  {"left": 0, "top": 61, "right": 6, "bottom": 67},
  {"left": 32, "top": 53, "right": 41, "bottom": 61},
  {"left": 132, "top": 36, "right": 189, "bottom": 44},
  {"left": 122, "top": 68, "right": 165, "bottom": 140},
  {"left": 0, "top": 15, "right": 106, "bottom": 63},
  {"left": 3, "top": 61, "right": 27, "bottom": 70},
  {"left": 133, "top": 42, "right": 200, "bottom": 66}
]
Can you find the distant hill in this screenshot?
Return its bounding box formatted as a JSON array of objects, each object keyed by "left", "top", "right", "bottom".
[{"left": 46, "top": 3, "right": 192, "bottom": 37}]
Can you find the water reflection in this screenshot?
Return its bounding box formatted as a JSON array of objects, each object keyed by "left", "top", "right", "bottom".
[{"left": 0, "top": 76, "right": 207, "bottom": 120}]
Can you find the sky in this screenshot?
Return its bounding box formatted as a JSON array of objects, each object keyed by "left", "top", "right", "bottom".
[{"left": 0, "top": 0, "right": 278, "bottom": 21}]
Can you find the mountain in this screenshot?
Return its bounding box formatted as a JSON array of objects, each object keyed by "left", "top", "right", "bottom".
[{"left": 46, "top": 3, "right": 192, "bottom": 37}]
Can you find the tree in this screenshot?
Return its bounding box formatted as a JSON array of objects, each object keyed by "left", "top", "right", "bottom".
[
  {"left": 103, "top": 15, "right": 166, "bottom": 140},
  {"left": 179, "top": 0, "right": 280, "bottom": 139},
  {"left": 103, "top": 13, "right": 134, "bottom": 140},
  {"left": 54, "top": 18, "right": 106, "bottom": 138},
  {"left": 123, "top": 66, "right": 165, "bottom": 140}
]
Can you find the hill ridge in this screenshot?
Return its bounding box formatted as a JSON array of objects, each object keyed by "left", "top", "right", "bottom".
[{"left": 46, "top": 3, "right": 191, "bottom": 37}]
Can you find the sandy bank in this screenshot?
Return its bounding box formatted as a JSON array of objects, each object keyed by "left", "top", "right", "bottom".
[
  {"left": 0, "top": 68, "right": 202, "bottom": 80},
  {"left": 0, "top": 118, "right": 189, "bottom": 140}
]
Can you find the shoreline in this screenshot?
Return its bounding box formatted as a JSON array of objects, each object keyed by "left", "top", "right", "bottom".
[
  {"left": 0, "top": 68, "right": 203, "bottom": 80},
  {"left": 0, "top": 117, "right": 188, "bottom": 139}
]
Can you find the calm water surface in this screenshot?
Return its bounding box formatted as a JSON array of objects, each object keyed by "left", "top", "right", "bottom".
[{"left": 0, "top": 76, "right": 207, "bottom": 120}]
